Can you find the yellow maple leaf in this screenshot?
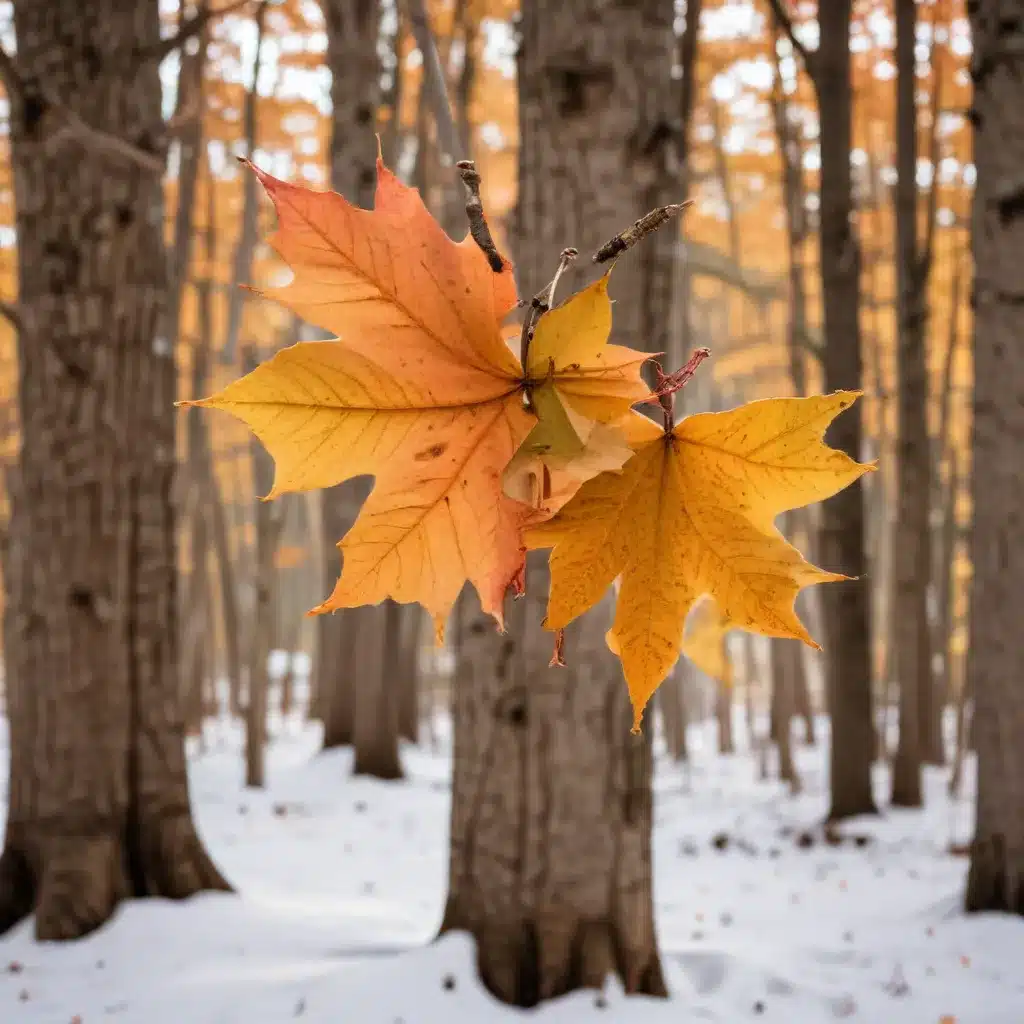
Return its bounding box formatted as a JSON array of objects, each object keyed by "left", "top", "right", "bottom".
[
  {"left": 182, "top": 157, "right": 649, "bottom": 636},
  {"left": 503, "top": 274, "right": 650, "bottom": 513},
  {"left": 527, "top": 393, "right": 874, "bottom": 730}
]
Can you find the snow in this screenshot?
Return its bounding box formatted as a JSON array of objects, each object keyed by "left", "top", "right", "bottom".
[{"left": 1, "top": 689, "right": 1022, "bottom": 1024}]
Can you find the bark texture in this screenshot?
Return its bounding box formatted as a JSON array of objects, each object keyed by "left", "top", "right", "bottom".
[
  {"left": 964, "top": 0, "right": 1024, "bottom": 916},
  {"left": 890, "top": 0, "right": 933, "bottom": 807},
  {"left": 319, "top": 0, "right": 409, "bottom": 775},
  {"left": 0, "top": 0, "right": 229, "bottom": 941},
  {"left": 443, "top": 561, "right": 665, "bottom": 1004},
  {"left": 793, "top": 0, "right": 878, "bottom": 820},
  {"left": 440, "top": 0, "right": 677, "bottom": 1003},
  {"left": 316, "top": 0, "right": 401, "bottom": 770}
]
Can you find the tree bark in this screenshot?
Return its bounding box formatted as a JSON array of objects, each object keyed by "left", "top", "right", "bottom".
[
  {"left": 243, "top": 343, "right": 287, "bottom": 789},
  {"left": 396, "top": 604, "right": 422, "bottom": 743},
  {"left": 316, "top": 0, "right": 385, "bottom": 757},
  {"left": 715, "top": 678, "right": 734, "bottom": 755},
  {"left": 774, "top": 0, "right": 877, "bottom": 820},
  {"left": 0, "top": 0, "right": 230, "bottom": 941},
  {"left": 352, "top": 600, "right": 405, "bottom": 779},
  {"left": 890, "top": 0, "right": 934, "bottom": 807},
  {"left": 440, "top": 0, "right": 676, "bottom": 1003},
  {"left": 442, "top": 561, "right": 665, "bottom": 1004},
  {"left": 658, "top": 666, "right": 688, "bottom": 762},
  {"left": 770, "top": 641, "right": 801, "bottom": 795},
  {"left": 964, "top": 1, "right": 1024, "bottom": 917}
]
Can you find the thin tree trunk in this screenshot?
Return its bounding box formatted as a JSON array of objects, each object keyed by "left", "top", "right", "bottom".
[
  {"left": 316, "top": 0, "right": 383, "bottom": 755},
  {"left": 397, "top": 605, "right": 421, "bottom": 743},
  {"left": 948, "top": 640, "right": 971, "bottom": 800},
  {"left": 197, "top": 167, "right": 244, "bottom": 721},
  {"left": 739, "top": 632, "right": 758, "bottom": 754},
  {"left": 891, "top": 0, "right": 934, "bottom": 806},
  {"left": 173, "top": 3, "right": 214, "bottom": 736},
  {"left": 440, "top": 0, "right": 676, "bottom": 1003},
  {"left": 658, "top": 668, "right": 687, "bottom": 762},
  {"left": 769, "top": 55, "right": 818, "bottom": 749},
  {"left": 0, "top": 0, "right": 230, "bottom": 941},
  {"left": 244, "top": 343, "right": 286, "bottom": 789},
  {"left": 771, "top": 0, "right": 877, "bottom": 820},
  {"left": 770, "top": 641, "right": 801, "bottom": 795},
  {"left": 666, "top": 0, "right": 702, "bottom": 373},
  {"left": 930, "top": 243, "right": 964, "bottom": 762},
  {"left": 963, "top": 2, "right": 1024, "bottom": 917},
  {"left": 352, "top": 599, "right": 405, "bottom": 779},
  {"left": 715, "top": 678, "right": 734, "bottom": 755}
]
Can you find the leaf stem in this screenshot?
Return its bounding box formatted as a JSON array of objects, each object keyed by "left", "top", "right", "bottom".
[
  {"left": 643, "top": 346, "right": 712, "bottom": 432},
  {"left": 520, "top": 248, "right": 578, "bottom": 410}
]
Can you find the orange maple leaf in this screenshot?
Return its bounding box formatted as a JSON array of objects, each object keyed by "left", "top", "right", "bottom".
[{"left": 182, "top": 155, "right": 649, "bottom": 636}]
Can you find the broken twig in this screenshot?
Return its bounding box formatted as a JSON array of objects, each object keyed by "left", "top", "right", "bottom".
[
  {"left": 456, "top": 161, "right": 504, "bottom": 272},
  {"left": 592, "top": 201, "right": 694, "bottom": 265}
]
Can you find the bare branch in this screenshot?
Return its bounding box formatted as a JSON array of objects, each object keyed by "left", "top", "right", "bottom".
[
  {"left": 406, "top": 0, "right": 465, "bottom": 163},
  {"left": 41, "top": 95, "right": 165, "bottom": 172},
  {"left": 678, "top": 239, "right": 786, "bottom": 301},
  {"left": 0, "top": 298, "right": 21, "bottom": 333},
  {"left": 765, "top": 0, "right": 817, "bottom": 81},
  {"left": 141, "top": 0, "right": 258, "bottom": 65}
]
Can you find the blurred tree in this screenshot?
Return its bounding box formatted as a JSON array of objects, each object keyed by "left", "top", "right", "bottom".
[
  {"left": 768, "top": 0, "right": 877, "bottom": 821},
  {"left": 0, "top": 0, "right": 229, "bottom": 941},
  {"left": 321, "top": 0, "right": 405, "bottom": 779},
  {"left": 964, "top": 0, "right": 1024, "bottom": 917}
]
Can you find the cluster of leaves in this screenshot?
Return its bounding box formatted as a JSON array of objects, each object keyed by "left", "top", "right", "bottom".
[{"left": 184, "top": 155, "right": 872, "bottom": 730}]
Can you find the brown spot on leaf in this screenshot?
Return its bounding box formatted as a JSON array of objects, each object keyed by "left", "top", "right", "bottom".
[{"left": 414, "top": 442, "right": 448, "bottom": 461}]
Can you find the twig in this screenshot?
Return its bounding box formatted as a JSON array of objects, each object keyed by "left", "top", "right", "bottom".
[
  {"left": 519, "top": 248, "right": 578, "bottom": 395},
  {"left": 141, "top": 0, "right": 258, "bottom": 65},
  {"left": 544, "top": 248, "right": 578, "bottom": 309},
  {"left": 642, "top": 347, "right": 712, "bottom": 431},
  {"left": 764, "top": 0, "right": 817, "bottom": 81},
  {"left": 593, "top": 201, "right": 694, "bottom": 265},
  {"left": 455, "top": 161, "right": 504, "bottom": 271}
]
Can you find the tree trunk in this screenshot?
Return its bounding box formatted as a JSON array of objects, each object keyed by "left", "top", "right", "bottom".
[
  {"left": 440, "top": 0, "right": 676, "bottom": 1003},
  {"left": 352, "top": 601, "right": 405, "bottom": 779},
  {"left": 964, "top": 2, "right": 1024, "bottom": 917},
  {"left": 770, "top": 641, "right": 801, "bottom": 795},
  {"left": 244, "top": 344, "right": 286, "bottom": 789},
  {"left": 397, "top": 604, "right": 421, "bottom": 743},
  {"left": 715, "top": 679, "right": 734, "bottom": 755},
  {"left": 658, "top": 667, "right": 688, "bottom": 762},
  {"left": 787, "top": 0, "right": 878, "bottom": 821},
  {"left": 890, "top": 0, "right": 933, "bottom": 808},
  {"left": 442, "top": 561, "right": 665, "bottom": 1004},
  {"left": 930, "top": 249, "right": 964, "bottom": 766},
  {"left": 0, "top": 0, "right": 229, "bottom": 941},
  {"left": 316, "top": 0, "right": 386, "bottom": 758}
]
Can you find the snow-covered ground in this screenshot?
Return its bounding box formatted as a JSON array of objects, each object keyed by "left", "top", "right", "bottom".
[{"left": 1, "top": 692, "right": 1022, "bottom": 1023}]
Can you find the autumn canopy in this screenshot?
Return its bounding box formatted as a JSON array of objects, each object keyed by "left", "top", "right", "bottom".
[{"left": 184, "top": 154, "right": 872, "bottom": 730}]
